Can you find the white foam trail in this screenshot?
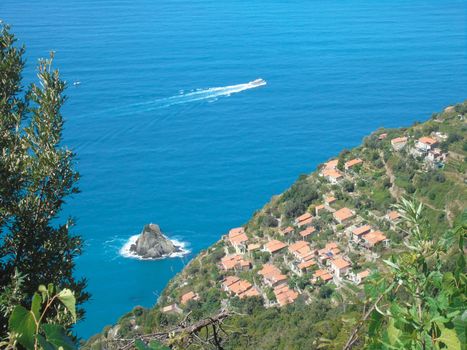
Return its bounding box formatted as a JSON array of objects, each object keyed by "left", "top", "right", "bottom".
[
  {"left": 119, "top": 234, "right": 190, "bottom": 260},
  {"left": 82, "top": 79, "right": 267, "bottom": 119}
]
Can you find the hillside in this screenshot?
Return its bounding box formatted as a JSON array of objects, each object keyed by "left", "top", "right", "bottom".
[{"left": 86, "top": 102, "right": 467, "bottom": 349}]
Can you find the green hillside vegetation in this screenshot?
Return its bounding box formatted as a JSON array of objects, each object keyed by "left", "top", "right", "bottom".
[{"left": 86, "top": 102, "right": 466, "bottom": 349}]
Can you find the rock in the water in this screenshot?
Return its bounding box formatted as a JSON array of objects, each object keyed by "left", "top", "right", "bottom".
[{"left": 130, "top": 224, "right": 181, "bottom": 259}]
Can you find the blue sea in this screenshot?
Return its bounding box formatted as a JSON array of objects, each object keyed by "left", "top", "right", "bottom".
[{"left": 1, "top": 0, "right": 466, "bottom": 339}]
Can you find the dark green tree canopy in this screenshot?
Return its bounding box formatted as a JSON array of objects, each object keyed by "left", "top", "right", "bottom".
[{"left": 0, "top": 24, "right": 88, "bottom": 335}]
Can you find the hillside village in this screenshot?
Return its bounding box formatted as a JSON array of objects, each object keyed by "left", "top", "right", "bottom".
[
  {"left": 157, "top": 104, "right": 465, "bottom": 315},
  {"left": 87, "top": 102, "right": 466, "bottom": 349}
]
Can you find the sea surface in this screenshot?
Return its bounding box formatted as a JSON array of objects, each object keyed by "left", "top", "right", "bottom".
[{"left": 1, "top": 0, "right": 466, "bottom": 338}]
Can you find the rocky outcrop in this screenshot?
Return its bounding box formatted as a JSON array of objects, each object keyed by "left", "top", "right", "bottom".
[{"left": 130, "top": 224, "right": 181, "bottom": 259}]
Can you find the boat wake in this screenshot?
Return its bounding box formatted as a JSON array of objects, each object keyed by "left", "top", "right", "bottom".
[
  {"left": 87, "top": 78, "right": 266, "bottom": 118},
  {"left": 119, "top": 234, "right": 190, "bottom": 260}
]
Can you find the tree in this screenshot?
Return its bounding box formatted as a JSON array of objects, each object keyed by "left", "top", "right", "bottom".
[
  {"left": 345, "top": 199, "right": 466, "bottom": 349},
  {"left": 0, "top": 24, "right": 89, "bottom": 334}
]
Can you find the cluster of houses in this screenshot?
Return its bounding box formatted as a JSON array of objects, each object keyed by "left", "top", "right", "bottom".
[
  {"left": 161, "top": 136, "right": 425, "bottom": 314},
  {"left": 320, "top": 157, "right": 363, "bottom": 184},
  {"left": 390, "top": 132, "right": 448, "bottom": 168}
]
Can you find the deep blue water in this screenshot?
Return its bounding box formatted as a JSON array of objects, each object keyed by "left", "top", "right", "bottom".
[{"left": 1, "top": 0, "right": 466, "bottom": 338}]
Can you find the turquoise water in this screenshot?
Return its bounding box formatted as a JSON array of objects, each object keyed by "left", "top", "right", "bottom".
[{"left": 1, "top": 0, "right": 466, "bottom": 338}]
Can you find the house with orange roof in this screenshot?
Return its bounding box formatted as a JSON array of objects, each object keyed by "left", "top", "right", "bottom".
[
  {"left": 385, "top": 210, "right": 401, "bottom": 229},
  {"left": 378, "top": 133, "right": 388, "bottom": 140},
  {"left": 264, "top": 240, "right": 287, "bottom": 254},
  {"left": 391, "top": 136, "right": 408, "bottom": 151},
  {"left": 161, "top": 303, "right": 182, "bottom": 314},
  {"left": 259, "top": 264, "right": 287, "bottom": 288},
  {"left": 329, "top": 257, "right": 351, "bottom": 280},
  {"left": 279, "top": 226, "right": 294, "bottom": 236},
  {"left": 228, "top": 227, "right": 248, "bottom": 254},
  {"left": 350, "top": 224, "right": 372, "bottom": 242},
  {"left": 180, "top": 291, "right": 200, "bottom": 305},
  {"left": 293, "top": 259, "right": 317, "bottom": 276},
  {"left": 247, "top": 243, "right": 261, "bottom": 252},
  {"left": 324, "top": 159, "right": 339, "bottom": 170},
  {"left": 295, "top": 212, "right": 313, "bottom": 227},
  {"left": 333, "top": 207, "right": 354, "bottom": 224},
  {"left": 350, "top": 269, "right": 371, "bottom": 285},
  {"left": 220, "top": 254, "right": 251, "bottom": 271},
  {"left": 317, "top": 242, "right": 341, "bottom": 264},
  {"left": 344, "top": 158, "right": 363, "bottom": 171},
  {"left": 324, "top": 196, "right": 336, "bottom": 206},
  {"left": 274, "top": 284, "right": 299, "bottom": 306},
  {"left": 361, "top": 231, "right": 389, "bottom": 248},
  {"left": 288, "top": 241, "right": 314, "bottom": 261},
  {"left": 222, "top": 276, "right": 259, "bottom": 299},
  {"left": 322, "top": 168, "right": 344, "bottom": 184},
  {"left": 416, "top": 136, "right": 438, "bottom": 152},
  {"left": 315, "top": 204, "right": 326, "bottom": 216},
  {"left": 299, "top": 226, "right": 316, "bottom": 240},
  {"left": 311, "top": 269, "right": 333, "bottom": 284}
]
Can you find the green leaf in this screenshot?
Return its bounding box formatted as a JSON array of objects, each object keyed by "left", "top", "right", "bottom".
[
  {"left": 31, "top": 293, "right": 42, "bottom": 320},
  {"left": 149, "top": 340, "right": 170, "bottom": 350},
  {"left": 57, "top": 289, "right": 76, "bottom": 322},
  {"left": 386, "top": 318, "right": 402, "bottom": 346},
  {"left": 438, "top": 324, "right": 462, "bottom": 350},
  {"left": 135, "top": 339, "right": 150, "bottom": 350},
  {"left": 36, "top": 334, "right": 56, "bottom": 350},
  {"left": 8, "top": 305, "right": 36, "bottom": 349},
  {"left": 42, "top": 324, "right": 76, "bottom": 350},
  {"left": 452, "top": 312, "right": 467, "bottom": 347}
]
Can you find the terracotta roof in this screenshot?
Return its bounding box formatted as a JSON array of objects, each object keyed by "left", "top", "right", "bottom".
[
  {"left": 247, "top": 243, "right": 261, "bottom": 252},
  {"left": 363, "top": 231, "right": 387, "bottom": 246},
  {"left": 325, "top": 196, "right": 336, "bottom": 204},
  {"left": 228, "top": 227, "right": 248, "bottom": 246},
  {"left": 280, "top": 226, "right": 294, "bottom": 235},
  {"left": 274, "top": 285, "right": 299, "bottom": 306},
  {"left": 387, "top": 211, "right": 401, "bottom": 221},
  {"left": 357, "top": 269, "right": 371, "bottom": 279},
  {"left": 264, "top": 240, "right": 287, "bottom": 253},
  {"left": 333, "top": 207, "right": 354, "bottom": 222},
  {"left": 296, "top": 212, "right": 312, "bottom": 223},
  {"left": 315, "top": 204, "right": 326, "bottom": 212},
  {"left": 181, "top": 291, "right": 198, "bottom": 305},
  {"left": 228, "top": 279, "right": 253, "bottom": 295},
  {"left": 239, "top": 287, "right": 260, "bottom": 298},
  {"left": 223, "top": 276, "right": 240, "bottom": 287},
  {"left": 258, "top": 264, "right": 282, "bottom": 278},
  {"left": 378, "top": 133, "right": 388, "bottom": 140},
  {"left": 345, "top": 158, "right": 363, "bottom": 169},
  {"left": 418, "top": 136, "right": 437, "bottom": 145},
  {"left": 161, "top": 304, "right": 181, "bottom": 313},
  {"left": 297, "top": 259, "right": 316, "bottom": 270},
  {"left": 324, "top": 159, "right": 339, "bottom": 169},
  {"left": 322, "top": 168, "right": 343, "bottom": 179},
  {"left": 313, "top": 269, "right": 333, "bottom": 281},
  {"left": 297, "top": 216, "right": 313, "bottom": 227},
  {"left": 391, "top": 136, "right": 408, "bottom": 144},
  {"left": 220, "top": 254, "right": 251, "bottom": 270},
  {"left": 300, "top": 226, "right": 316, "bottom": 238},
  {"left": 352, "top": 225, "right": 372, "bottom": 237},
  {"left": 288, "top": 240, "right": 309, "bottom": 253},
  {"left": 331, "top": 257, "right": 351, "bottom": 270}
]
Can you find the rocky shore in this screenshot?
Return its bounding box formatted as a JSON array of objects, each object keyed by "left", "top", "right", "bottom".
[{"left": 129, "top": 223, "right": 182, "bottom": 259}]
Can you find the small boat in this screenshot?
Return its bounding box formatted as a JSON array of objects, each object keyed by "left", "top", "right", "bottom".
[
  {"left": 250, "top": 78, "right": 266, "bottom": 87},
  {"left": 73, "top": 81, "right": 81, "bottom": 86}
]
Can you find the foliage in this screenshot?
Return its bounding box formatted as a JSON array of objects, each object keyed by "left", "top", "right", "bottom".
[
  {"left": 0, "top": 24, "right": 89, "bottom": 334},
  {"left": 357, "top": 199, "right": 466, "bottom": 349},
  {"left": 0, "top": 284, "right": 77, "bottom": 350}
]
